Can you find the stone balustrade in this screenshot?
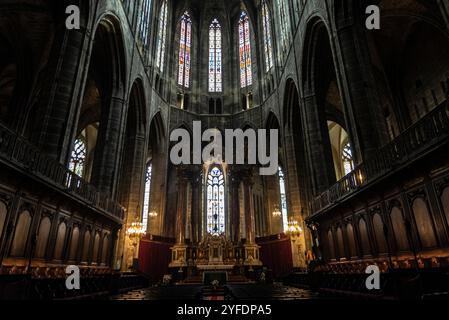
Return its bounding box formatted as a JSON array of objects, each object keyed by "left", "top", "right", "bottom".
[
  {"left": 311, "top": 101, "right": 449, "bottom": 215},
  {"left": 0, "top": 122, "right": 124, "bottom": 221}
]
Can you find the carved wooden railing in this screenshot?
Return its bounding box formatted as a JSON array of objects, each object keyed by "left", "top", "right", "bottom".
[
  {"left": 0, "top": 123, "right": 124, "bottom": 221},
  {"left": 311, "top": 101, "right": 449, "bottom": 215}
]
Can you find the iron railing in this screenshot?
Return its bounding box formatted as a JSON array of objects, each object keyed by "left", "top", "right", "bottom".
[
  {"left": 0, "top": 123, "right": 124, "bottom": 221},
  {"left": 311, "top": 101, "right": 449, "bottom": 215}
]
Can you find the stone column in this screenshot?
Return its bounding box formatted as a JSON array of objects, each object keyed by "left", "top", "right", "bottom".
[
  {"left": 91, "top": 96, "right": 126, "bottom": 195},
  {"left": 242, "top": 169, "right": 262, "bottom": 266},
  {"left": 438, "top": 0, "right": 449, "bottom": 30},
  {"left": 243, "top": 173, "right": 255, "bottom": 245},
  {"left": 118, "top": 131, "right": 146, "bottom": 270},
  {"left": 303, "top": 94, "right": 337, "bottom": 193},
  {"left": 334, "top": 21, "right": 390, "bottom": 161},
  {"left": 175, "top": 168, "right": 188, "bottom": 245},
  {"left": 169, "top": 167, "right": 189, "bottom": 268},
  {"left": 189, "top": 166, "right": 202, "bottom": 244},
  {"left": 31, "top": 21, "right": 90, "bottom": 162},
  {"left": 230, "top": 168, "right": 241, "bottom": 243}
]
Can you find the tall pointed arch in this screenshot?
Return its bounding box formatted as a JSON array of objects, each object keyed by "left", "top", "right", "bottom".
[{"left": 145, "top": 112, "right": 166, "bottom": 235}]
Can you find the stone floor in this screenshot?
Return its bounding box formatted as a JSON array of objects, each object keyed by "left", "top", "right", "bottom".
[
  {"left": 228, "top": 284, "right": 319, "bottom": 300},
  {"left": 111, "top": 283, "right": 320, "bottom": 300}
]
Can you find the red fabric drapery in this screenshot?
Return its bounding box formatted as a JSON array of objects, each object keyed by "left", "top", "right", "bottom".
[
  {"left": 257, "top": 235, "right": 293, "bottom": 278},
  {"left": 138, "top": 236, "right": 173, "bottom": 281}
]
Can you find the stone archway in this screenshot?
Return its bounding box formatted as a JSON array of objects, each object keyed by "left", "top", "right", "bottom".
[{"left": 70, "top": 15, "right": 127, "bottom": 195}]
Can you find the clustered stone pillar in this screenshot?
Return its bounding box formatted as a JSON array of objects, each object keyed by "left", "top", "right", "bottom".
[
  {"left": 189, "top": 166, "right": 202, "bottom": 244},
  {"left": 335, "top": 21, "right": 390, "bottom": 161},
  {"left": 230, "top": 168, "right": 241, "bottom": 244},
  {"left": 241, "top": 168, "right": 262, "bottom": 267},
  {"left": 169, "top": 166, "right": 189, "bottom": 269},
  {"left": 243, "top": 173, "right": 255, "bottom": 245},
  {"left": 118, "top": 131, "right": 146, "bottom": 272},
  {"left": 91, "top": 96, "right": 126, "bottom": 195},
  {"left": 32, "top": 20, "right": 90, "bottom": 162},
  {"left": 175, "top": 168, "right": 188, "bottom": 245},
  {"left": 303, "top": 94, "right": 337, "bottom": 193},
  {"left": 439, "top": 0, "right": 449, "bottom": 30}
]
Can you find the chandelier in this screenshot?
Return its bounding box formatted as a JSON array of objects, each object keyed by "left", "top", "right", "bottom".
[
  {"left": 126, "top": 222, "right": 146, "bottom": 238},
  {"left": 272, "top": 205, "right": 282, "bottom": 217},
  {"left": 149, "top": 211, "right": 158, "bottom": 218},
  {"left": 286, "top": 219, "right": 303, "bottom": 238},
  {"left": 126, "top": 205, "right": 146, "bottom": 239}
]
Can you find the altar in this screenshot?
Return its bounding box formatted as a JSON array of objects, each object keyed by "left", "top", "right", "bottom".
[
  {"left": 167, "top": 166, "right": 264, "bottom": 280},
  {"left": 202, "top": 270, "right": 229, "bottom": 286},
  {"left": 196, "top": 234, "right": 236, "bottom": 266},
  {"left": 197, "top": 264, "right": 234, "bottom": 271},
  {"left": 169, "top": 233, "right": 262, "bottom": 279}
]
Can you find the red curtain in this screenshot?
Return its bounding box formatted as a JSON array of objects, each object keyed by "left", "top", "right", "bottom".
[
  {"left": 257, "top": 235, "right": 293, "bottom": 278},
  {"left": 138, "top": 237, "right": 173, "bottom": 281}
]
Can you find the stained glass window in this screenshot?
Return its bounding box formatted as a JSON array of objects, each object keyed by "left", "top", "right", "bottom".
[
  {"left": 239, "top": 12, "right": 252, "bottom": 88},
  {"left": 206, "top": 166, "right": 225, "bottom": 235},
  {"left": 178, "top": 12, "right": 192, "bottom": 88},
  {"left": 262, "top": 1, "right": 274, "bottom": 72},
  {"left": 209, "top": 19, "right": 222, "bottom": 92},
  {"left": 69, "top": 138, "right": 86, "bottom": 177},
  {"left": 137, "top": 0, "right": 152, "bottom": 50},
  {"left": 155, "top": 0, "right": 168, "bottom": 71},
  {"left": 278, "top": 0, "right": 290, "bottom": 54},
  {"left": 342, "top": 142, "right": 354, "bottom": 176},
  {"left": 142, "top": 163, "right": 152, "bottom": 232},
  {"left": 278, "top": 167, "right": 288, "bottom": 232}
]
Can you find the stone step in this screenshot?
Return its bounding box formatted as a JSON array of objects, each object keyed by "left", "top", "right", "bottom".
[{"left": 228, "top": 275, "right": 248, "bottom": 283}]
